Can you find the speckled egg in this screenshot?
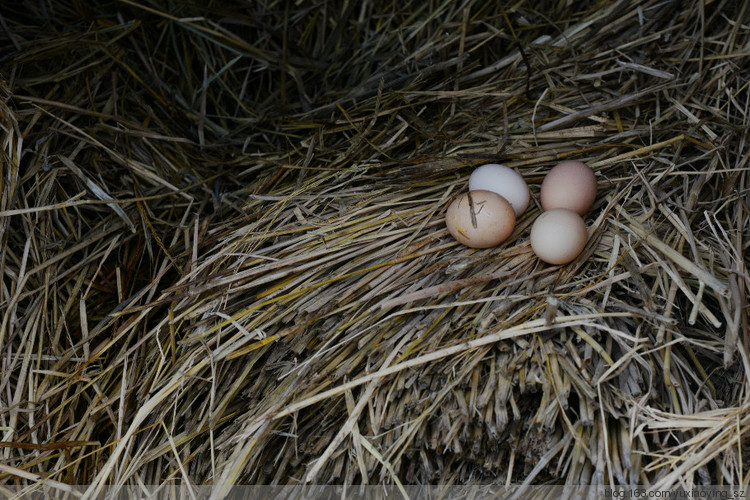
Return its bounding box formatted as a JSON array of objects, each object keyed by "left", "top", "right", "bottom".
[{"left": 446, "top": 190, "right": 516, "bottom": 248}]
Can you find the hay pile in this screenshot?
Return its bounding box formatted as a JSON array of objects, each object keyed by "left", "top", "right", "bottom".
[{"left": 1, "top": 0, "right": 748, "bottom": 495}]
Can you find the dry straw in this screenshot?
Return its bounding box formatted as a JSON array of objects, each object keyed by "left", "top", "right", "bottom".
[{"left": 0, "top": 0, "right": 748, "bottom": 496}]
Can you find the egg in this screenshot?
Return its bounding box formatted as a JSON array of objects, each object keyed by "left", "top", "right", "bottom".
[
  {"left": 540, "top": 160, "right": 597, "bottom": 215},
  {"left": 445, "top": 190, "right": 516, "bottom": 248},
  {"left": 530, "top": 208, "right": 587, "bottom": 264},
  {"left": 468, "top": 163, "right": 529, "bottom": 216}
]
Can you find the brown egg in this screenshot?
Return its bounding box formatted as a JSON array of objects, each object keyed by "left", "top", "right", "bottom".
[
  {"left": 445, "top": 190, "right": 515, "bottom": 248},
  {"left": 540, "top": 160, "right": 598, "bottom": 215},
  {"left": 530, "top": 208, "right": 587, "bottom": 265}
]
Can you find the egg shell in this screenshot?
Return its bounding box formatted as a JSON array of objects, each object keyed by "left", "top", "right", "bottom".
[
  {"left": 468, "top": 164, "right": 529, "bottom": 216},
  {"left": 445, "top": 190, "right": 516, "bottom": 248},
  {"left": 530, "top": 208, "right": 587, "bottom": 265},
  {"left": 540, "top": 160, "right": 597, "bottom": 215}
]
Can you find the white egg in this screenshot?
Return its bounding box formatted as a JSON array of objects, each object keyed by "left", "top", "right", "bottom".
[{"left": 468, "top": 164, "right": 529, "bottom": 217}]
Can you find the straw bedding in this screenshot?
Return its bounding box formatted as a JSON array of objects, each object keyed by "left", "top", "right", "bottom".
[{"left": 0, "top": 0, "right": 748, "bottom": 494}]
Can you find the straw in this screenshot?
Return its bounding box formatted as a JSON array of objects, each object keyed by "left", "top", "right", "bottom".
[{"left": 0, "top": 0, "right": 748, "bottom": 492}]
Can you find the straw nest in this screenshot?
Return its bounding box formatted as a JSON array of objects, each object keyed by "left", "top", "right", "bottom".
[{"left": 1, "top": 0, "right": 748, "bottom": 495}]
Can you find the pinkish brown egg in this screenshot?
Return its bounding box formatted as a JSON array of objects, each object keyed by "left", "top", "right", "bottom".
[
  {"left": 445, "top": 190, "right": 515, "bottom": 248},
  {"left": 540, "top": 160, "right": 598, "bottom": 215},
  {"left": 530, "top": 208, "right": 587, "bottom": 264}
]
